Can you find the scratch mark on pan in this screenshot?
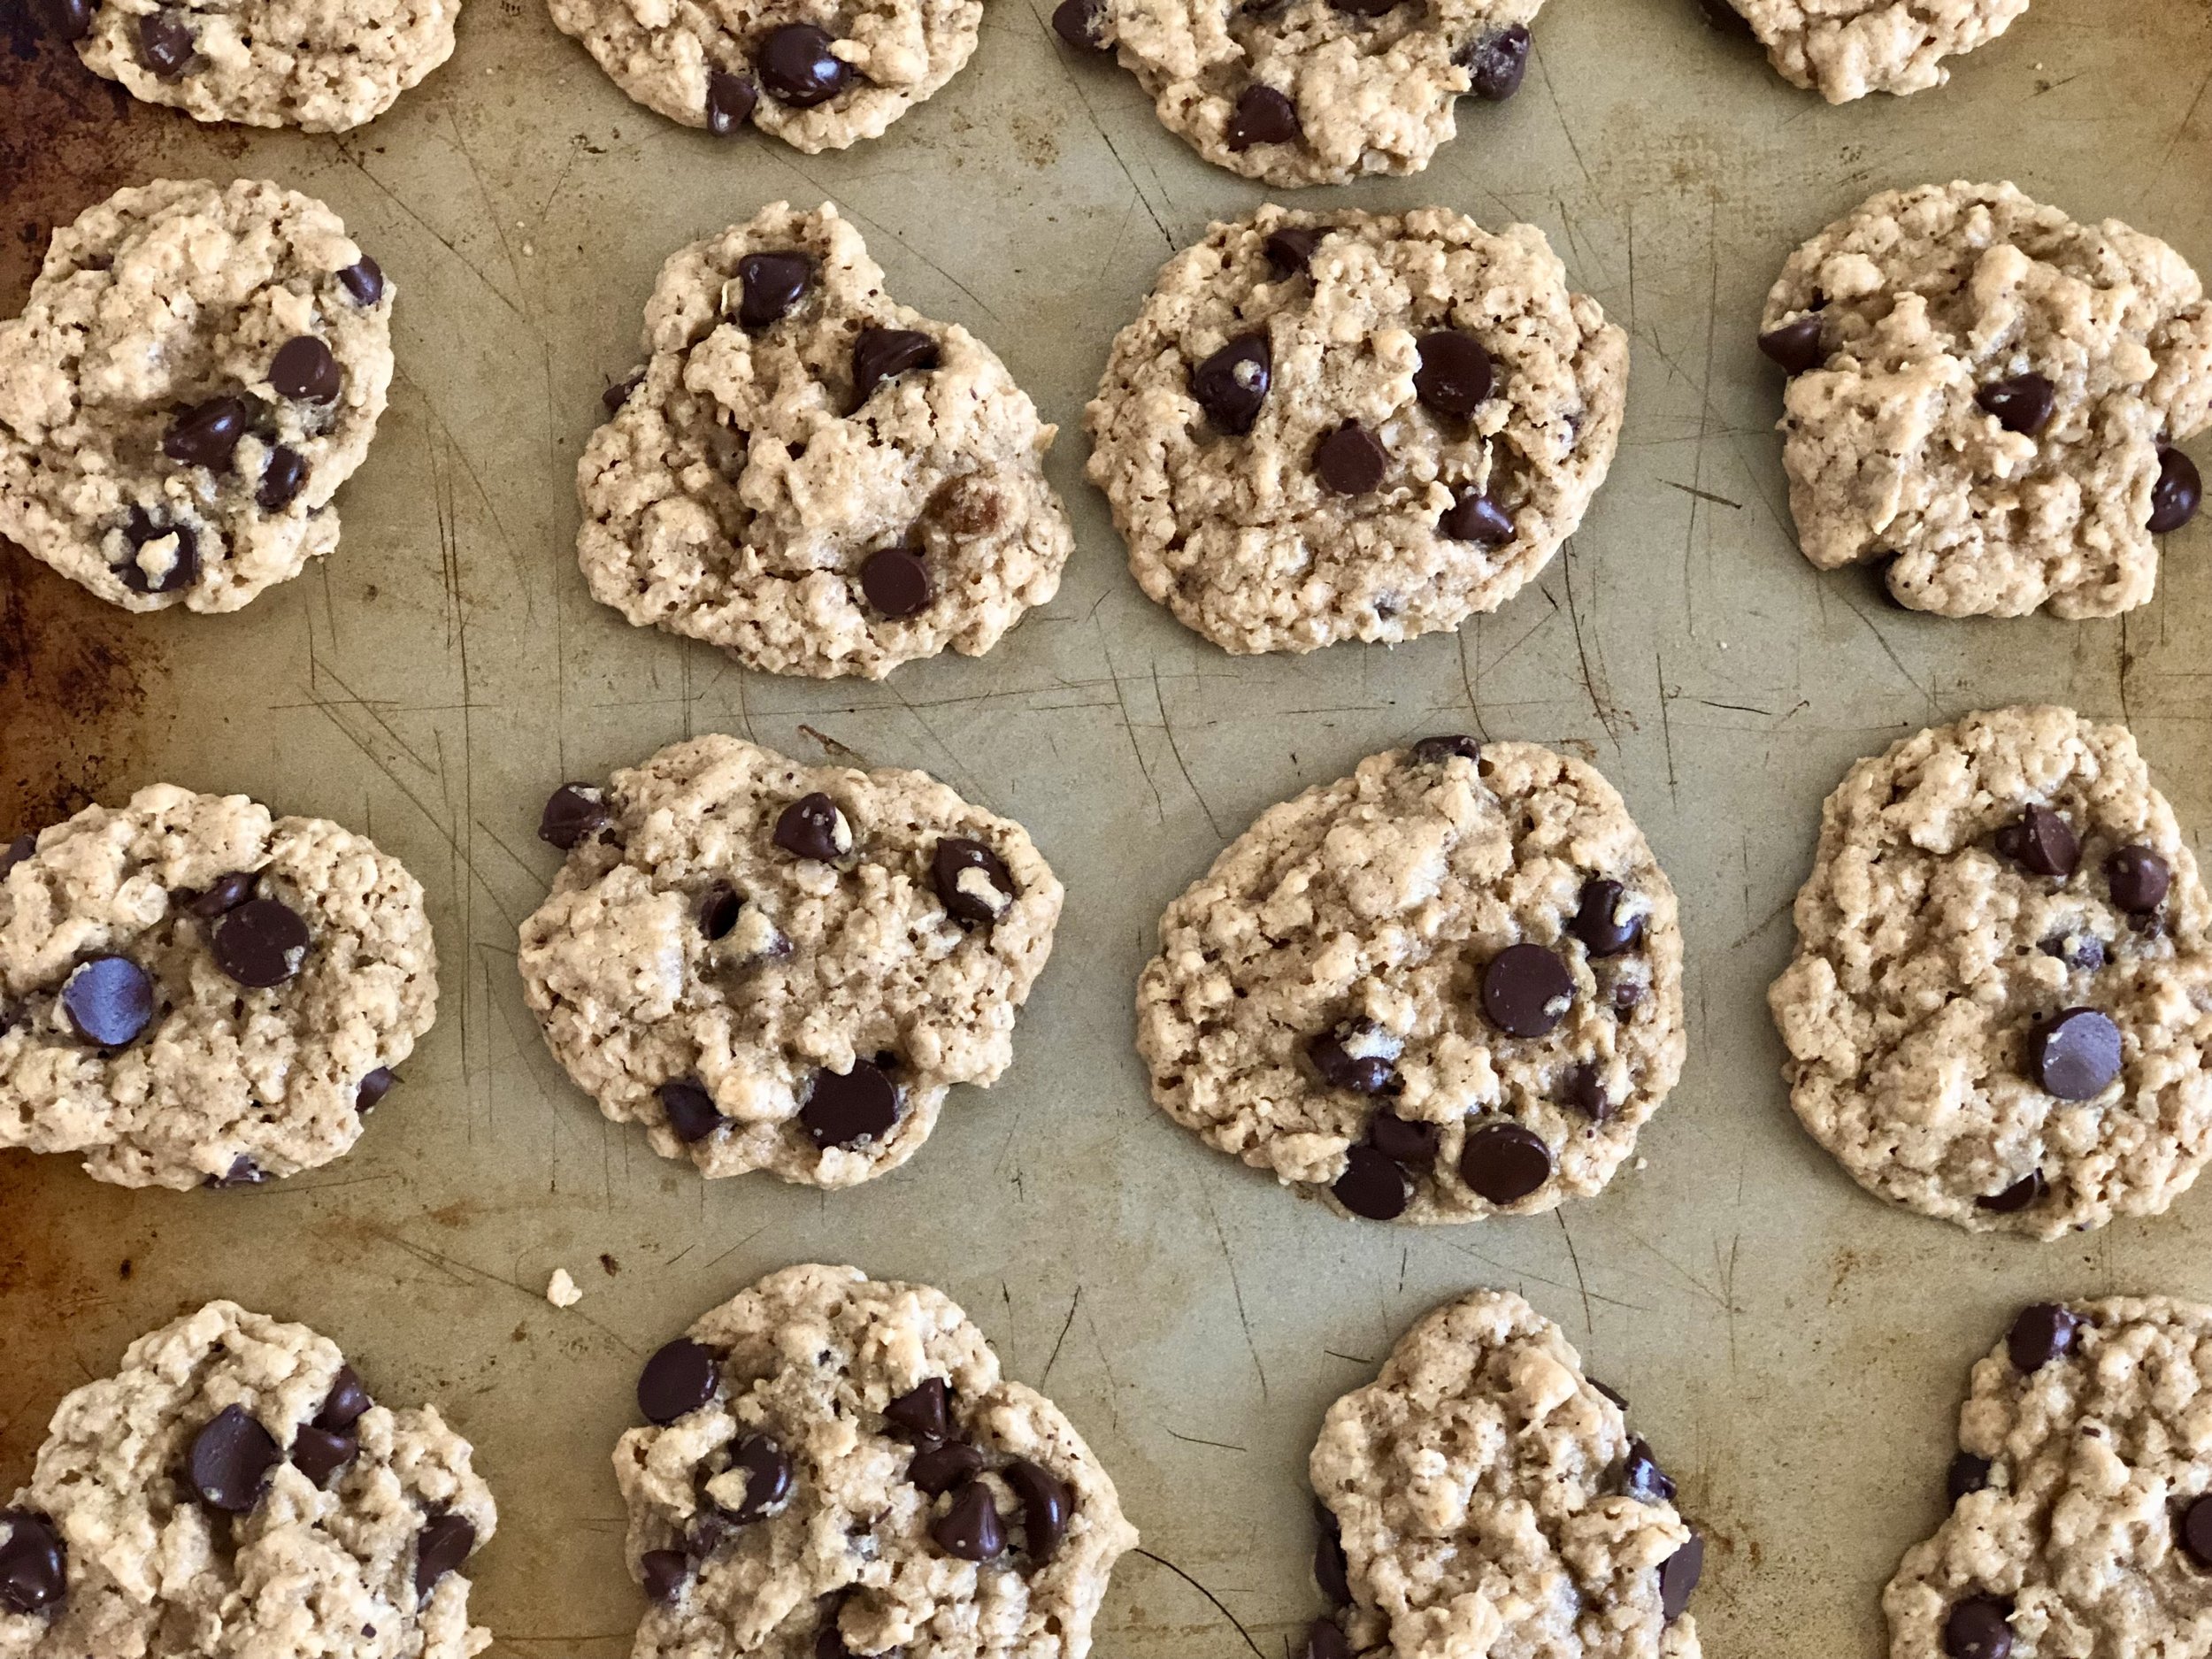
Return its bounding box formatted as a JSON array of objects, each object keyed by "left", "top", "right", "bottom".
[
  {"left": 1661, "top": 479, "right": 1742, "bottom": 511},
  {"left": 1554, "top": 1209, "right": 1594, "bottom": 1335},
  {"left": 1200, "top": 1182, "right": 1268, "bottom": 1400},
  {"left": 1129, "top": 1549, "right": 1267, "bottom": 1659},
  {"left": 1155, "top": 663, "right": 1225, "bottom": 839},
  {"left": 1041, "top": 1285, "right": 1083, "bottom": 1385},
  {"left": 1164, "top": 1429, "right": 1248, "bottom": 1453}
]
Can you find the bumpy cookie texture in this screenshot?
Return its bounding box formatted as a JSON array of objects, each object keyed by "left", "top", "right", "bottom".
[
  {"left": 1310, "top": 1290, "right": 1703, "bottom": 1659},
  {"left": 615, "top": 1264, "right": 1137, "bottom": 1659},
  {"left": 549, "top": 0, "right": 976, "bottom": 149},
  {"left": 1770, "top": 707, "right": 2212, "bottom": 1239},
  {"left": 0, "top": 784, "right": 439, "bottom": 1190},
  {"left": 518, "top": 736, "right": 1061, "bottom": 1187},
  {"left": 578, "top": 204, "right": 1071, "bottom": 679},
  {"left": 0, "top": 1300, "right": 495, "bottom": 1659},
  {"left": 1886, "top": 1296, "right": 2212, "bottom": 1659},
  {"left": 1762, "top": 181, "right": 2212, "bottom": 618},
  {"left": 1081, "top": 0, "right": 1540, "bottom": 186},
  {"left": 1135, "top": 741, "right": 1685, "bottom": 1223},
  {"left": 1087, "top": 206, "right": 1625, "bottom": 656},
  {"left": 1722, "top": 0, "right": 2024, "bottom": 101},
  {"left": 0, "top": 180, "right": 396, "bottom": 614}
]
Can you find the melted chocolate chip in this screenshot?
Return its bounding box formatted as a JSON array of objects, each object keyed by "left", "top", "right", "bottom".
[
  {"left": 2151, "top": 446, "right": 2202, "bottom": 534},
  {"left": 1265, "top": 226, "right": 1322, "bottom": 275},
  {"left": 318, "top": 1367, "right": 373, "bottom": 1430},
  {"left": 1562, "top": 1063, "right": 1613, "bottom": 1122},
  {"left": 1659, "top": 1533, "right": 1703, "bottom": 1622},
  {"left": 1051, "top": 0, "right": 1110, "bottom": 50},
  {"left": 1409, "top": 734, "right": 1479, "bottom": 766},
  {"left": 414, "top": 1512, "right": 475, "bottom": 1599},
  {"left": 271, "top": 335, "right": 341, "bottom": 403},
  {"left": 1191, "top": 333, "right": 1271, "bottom": 434},
  {"left": 1004, "top": 1460, "right": 1072, "bottom": 1560},
  {"left": 1622, "top": 1438, "right": 1676, "bottom": 1502},
  {"left": 257, "top": 446, "right": 309, "bottom": 511},
  {"left": 137, "top": 9, "right": 193, "bottom": 74},
  {"left": 1314, "top": 422, "right": 1388, "bottom": 495},
  {"left": 1459, "top": 1121, "right": 1552, "bottom": 1203},
  {"left": 0, "top": 1511, "right": 65, "bottom": 1614},
  {"left": 1571, "top": 878, "right": 1643, "bottom": 956},
  {"left": 852, "top": 328, "right": 940, "bottom": 406},
  {"left": 723, "top": 1434, "right": 794, "bottom": 1522},
  {"left": 1976, "top": 375, "right": 2055, "bottom": 436},
  {"left": 186, "top": 872, "right": 256, "bottom": 917},
  {"left": 1993, "top": 805, "right": 2078, "bottom": 879},
  {"left": 1757, "top": 317, "right": 1825, "bottom": 375},
  {"left": 758, "top": 22, "right": 851, "bottom": 104},
  {"left": 0, "top": 835, "right": 33, "bottom": 877},
  {"left": 2106, "top": 845, "right": 2170, "bottom": 914},
  {"left": 1414, "top": 332, "right": 1494, "bottom": 417},
  {"left": 658, "top": 1079, "right": 725, "bottom": 1143},
  {"left": 188, "top": 1404, "right": 280, "bottom": 1512},
  {"left": 1309, "top": 1023, "right": 1395, "bottom": 1094},
  {"left": 736, "top": 251, "right": 814, "bottom": 327},
  {"left": 700, "top": 885, "right": 744, "bottom": 941},
  {"left": 356, "top": 1068, "right": 397, "bottom": 1114},
  {"left": 638, "top": 1339, "right": 719, "bottom": 1425},
  {"left": 603, "top": 370, "right": 644, "bottom": 413},
  {"left": 1947, "top": 1452, "right": 1991, "bottom": 1504},
  {"left": 61, "top": 956, "right": 154, "bottom": 1047},
  {"left": 539, "top": 784, "right": 612, "bottom": 849},
  {"left": 338, "top": 257, "right": 385, "bottom": 306},
  {"left": 799, "top": 1061, "right": 900, "bottom": 1148},
  {"left": 1942, "top": 1595, "right": 2012, "bottom": 1659},
  {"left": 1301, "top": 1620, "right": 1352, "bottom": 1659},
  {"left": 35, "top": 0, "right": 91, "bottom": 40},
  {"left": 1975, "top": 1170, "right": 2045, "bottom": 1214},
  {"left": 885, "top": 1379, "right": 951, "bottom": 1440},
  {"left": 2007, "top": 1303, "right": 2078, "bottom": 1372},
  {"left": 933, "top": 838, "right": 1014, "bottom": 926},
  {"left": 773, "top": 794, "right": 851, "bottom": 862},
  {"left": 116, "top": 509, "right": 200, "bottom": 593},
  {"left": 2180, "top": 1496, "right": 2212, "bottom": 1570},
  {"left": 2030, "top": 1007, "right": 2122, "bottom": 1100},
  {"left": 860, "top": 545, "right": 933, "bottom": 618},
  {"left": 1440, "top": 487, "right": 1514, "bottom": 543},
  {"left": 706, "top": 70, "right": 759, "bottom": 133},
  {"left": 1225, "top": 83, "right": 1300, "bottom": 149},
  {"left": 1369, "top": 1110, "right": 1440, "bottom": 1165},
  {"left": 1314, "top": 1518, "right": 1350, "bottom": 1604},
  {"left": 931, "top": 1481, "right": 1005, "bottom": 1560},
  {"left": 2039, "top": 932, "right": 2105, "bottom": 972},
  {"left": 908, "top": 1440, "right": 984, "bottom": 1495},
  {"left": 164, "top": 396, "right": 249, "bottom": 469},
  {"left": 290, "top": 1425, "right": 357, "bottom": 1486},
  {"left": 1460, "top": 24, "right": 1529, "bottom": 98},
  {"left": 1333, "top": 1144, "right": 1411, "bottom": 1220},
  {"left": 640, "top": 1548, "right": 691, "bottom": 1602},
  {"left": 212, "top": 897, "right": 311, "bottom": 988},
  {"left": 1480, "top": 943, "right": 1574, "bottom": 1037},
  {"left": 206, "top": 1156, "right": 266, "bottom": 1188}
]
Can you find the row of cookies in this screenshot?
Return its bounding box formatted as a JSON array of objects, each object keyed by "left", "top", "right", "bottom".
[{"left": 5, "top": 178, "right": 2201, "bottom": 661}]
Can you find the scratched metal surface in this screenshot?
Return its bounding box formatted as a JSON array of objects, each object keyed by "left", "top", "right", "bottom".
[{"left": 4, "top": 0, "right": 2212, "bottom": 1653}]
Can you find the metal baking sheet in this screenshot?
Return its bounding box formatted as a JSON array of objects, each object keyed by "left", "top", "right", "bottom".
[{"left": 4, "top": 0, "right": 2211, "bottom": 1651}]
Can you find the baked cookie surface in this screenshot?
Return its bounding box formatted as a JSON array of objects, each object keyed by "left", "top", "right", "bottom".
[
  {"left": 0, "top": 784, "right": 438, "bottom": 1190},
  {"left": 1086, "top": 206, "right": 1626, "bottom": 656},
  {"left": 578, "top": 203, "right": 1071, "bottom": 679},
  {"left": 614, "top": 1263, "right": 1136, "bottom": 1659},
  {"left": 1310, "top": 1289, "right": 1704, "bottom": 1659},
  {"left": 1722, "top": 0, "right": 2026, "bottom": 101},
  {"left": 1769, "top": 706, "right": 2212, "bottom": 1238},
  {"left": 1760, "top": 180, "right": 2210, "bottom": 617},
  {"left": 0, "top": 180, "right": 396, "bottom": 614},
  {"left": 1134, "top": 740, "right": 1685, "bottom": 1222},
  {"left": 517, "top": 736, "right": 1061, "bottom": 1187},
  {"left": 0, "top": 1300, "right": 495, "bottom": 1659}
]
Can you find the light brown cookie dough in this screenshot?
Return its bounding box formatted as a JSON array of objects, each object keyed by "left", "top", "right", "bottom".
[
  {"left": 1086, "top": 205, "right": 1626, "bottom": 656},
  {"left": 0, "top": 1300, "right": 495, "bottom": 1659},
  {"left": 1760, "top": 181, "right": 2212, "bottom": 618},
  {"left": 577, "top": 203, "right": 1071, "bottom": 680},
  {"left": 614, "top": 1264, "right": 1137, "bottom": 1659},
  {"left": 1135, "top": 739, "right": 1685, "bottom": 1223},
  {"left": 1885, "top": 1296, "right": 2212, "bottom": 1659},
  {"left": 1720, "top": 0, "right": 2025, "bottom": 101},
  {"left": 517, "top": 736, "right": 1061, "bottom": 1187},
  {"left": 0, "top": 784, "right": 439, "bottom": 1191},
  {"left": 0, "top": 180, "right": 396, "bottom": 614},
  {"left": 1056, "top": 0, "right": 1540, "bottom": 187},
  {"left": 1310, "top": 1289, "right": 1704, "bottom": 1659},
  {"left": 1769, "top": 707, "right": 2212, "bottom": 1239},
  {"left": 546, "top": 0, "right": 976, "bottom": 151}
]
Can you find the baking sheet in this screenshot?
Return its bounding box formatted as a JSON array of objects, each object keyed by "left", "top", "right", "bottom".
[{"left": 4, "top": 0, "right": 2212, "bottom": 1651}]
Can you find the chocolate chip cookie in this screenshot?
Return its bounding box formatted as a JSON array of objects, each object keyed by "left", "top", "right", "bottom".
[
  {"left": 517, "top": 736, "right": 1061, "bottom": 1187},
  {"left": 1086, "top": 205, "right": 1626, "bottom": 656},
  {"left": 0, "top": 784, "right": 438, "bottom": 1190},
  {"left": 547, "top": 0, "right": 977, "bottom": 150},
  {"left": 1760, "top": 180, "right": 2210, "bottom": 617},
  {"left": 1769, "top": 706, "right": 2212, "bottom": 1238},
  {"left": 1135, "top": 739, "right": 1686, "bottom": 1223},
  {"left": 1717, "top": 0, "right": 2026, "bottom": 101},
  {"left": 1886, "top": 1297, "right": 2212, "bottom": 1659},
  {"left": 0, "top": 1299, "right": 495, "bottom": 1658},
  {"left": 1310, "top": 1289, "right": 1704, "bottom": 1659},
  {"left": 1053, "top": 0, "right": 1540, "bottom": 186},
  {"left": 577, "top": 203, "right": 1071, "bottom": 679},
  {"left": 614, "top": 1264, "right": 1136, "bottom": 1659},
  {"left": 0, "top": 180, "right": 396, "bottom": 614}
]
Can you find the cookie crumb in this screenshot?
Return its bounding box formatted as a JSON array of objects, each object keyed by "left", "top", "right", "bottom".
[{"left": 547, "top": 1268, "right": 582, "bottom": 1308}]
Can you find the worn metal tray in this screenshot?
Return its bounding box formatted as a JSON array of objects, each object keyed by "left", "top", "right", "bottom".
[{"left": 4, "top": 0, "right": 2211, "bottom": 1651}]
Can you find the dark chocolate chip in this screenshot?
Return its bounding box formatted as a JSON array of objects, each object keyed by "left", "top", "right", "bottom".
[
  {"left": 1191, "top": 333, "right": 1271, "bottom": 434},
  {"left": 1004, "top": 1459, "right": 1071, "bottom": 1560},
  {"left": 1301, "top": 1619, "right": 1351, "bottom": 1659},
  {"left": 1410, "top": 734, "right": 1479, "bottom": 765},
  {"left": 1460, "top": 1121, "right": 1552, "bottom": 1203},
  {"left": 2151, "top": 446, "right": 2202, "bottom": 534},
  {"left": 2106, "top": 846, "right": 2170, "bottom": 914},
  {"left": 1414, "top": 332, "right": 1494, "bottom": 417},
  {"left": 1333, "top": 1144, "right": 1411, "bottom": 1220},
  {"left": 62, "top": 956, "right": 153, "bottom": 1047},
  {"left": 638, "top": 1339, "right": 719, "bottom": 1425},
  {"left": 659, "top": 1079, "right": 725, "bottom": 1143},
  {"left": 186, "top": 872, "right": 256, "bottom": 917},
  {"left": 1697, "top": 0, "right": 1752, "bottom": 32},
  {"left": 206, "top": 1156, "right": 266, "bottom": 1188},
  {"left": 1313, "top": 422, "right": 1387, "bottom": 495},
  {"left": 603, "top": 370, "right": 644, "bottom": 414},
  {"left": 2181, "top": 1495, "right": 2212, "bottom": 1570},
  {"left": 1225, "top": 83, "right": 1299, "bottom": 149},
  {"left": 1051, "top": 0, "right": 1110, "bottom": 50},
  {"left": 1977, "top": 374, "right": 2055, "bottom": 436},
  {"left": 724, "top": 1434, "right": 794, "bottom": 1522},
  {"left": 318, "top": 1367, "right": 373, "bottom": 1431},
  {"left": 1571, "top": 877, "right": 1643, "bottom": 956},
  {"left": 1942, "top": 1595, "right": 2012, "bottom": 1659},
  {"left": 736, "top": 251, "right": 814, "bottom": 327},
  {"left": 1265, "top": 227, "right": 1322, "bottom": 275},
  {"left": 356, "top": 1068, "right": 396, "bottom": 1114},
  {"left": 1947, "top": 1452, "right": 1991, "bottom": 1504},
  {"left": 1757, "top": 317, "right": 1825, "bottom": 375},
  {"left": 706, "top": 69, "right": 759, "bottom": 133},
  {"left": 2039, "top": 932, "right": 2105, "bottom": 972},
  {"left": 1439, "top": 487, "right": 1514, "bottom": 543},
  {"left": 35, "top": 0, "right": 91, "bottom": 41},
  {"left": 860, "top": 545, "right": 933, "bottom": 618},
  {"left": 1993, "top": 805, "right": 2078, "bottom": 879},
  {"left": 886, "top": 1378, "right": 951, "bottom": 1441},
  {"left": 1460, "top": 24, "right": 1529, "bottom": 98},
  {"left": 1612, "top": 979, "right": 1647, "bottom": 1014},
  {"left": 1369, "top": 1110, "right": 1440, "bottom": 1165},
  {"left": 700, "top": 885, "right": 744, "bottom": 940},
  {"left": 1480, "top": 943, "right": 1574, "bottom": 1037},
  {"left": 539, "top": 783, "right": 612, "bottom": 849},
  {"left": 257, "top": 445, "right": 308, "bottom": 511},
  {"left": 164, "top": 396, "right": 249, "bottom": 469},
  {"left": 933, "top": 838, "right": 1013, "bottom": 926},
  {"left": 1622, "top": 1438, "right": 1676, "bottom": 1502},
  {"left": 0, "top": 835, "right": 33, "bottom": 876},
  {"left": 1314, "top": 1519, "right": 1350, "bottom": 1604},
  {"left": 2031, "top": 1007, "right": 2122, "bottom": 1100},
  {"left": 212, "top": 897, "right": 311, "bottom": 988},
  {"left": 908, "top": 1440, "right": 984, "bottom": 1496},
  {"left": 137, "top": 9, "right": 193, "bottom": 74},
  {"left": 1975, "top": 1171, "right": 2045, "bottom": 1214},
  {"left": 188, "top": 1404, "right": 280, "bottom": 1512},
  {"left": 338, "top": 257, "right": 384, "bottom": 306},
  {"left": 414, "top": 1512, "right": 475, "bottom": 1599},
  {"left": 640, "top": 1548, "right": 690, "bottom": 1602},
  {"left": 1309, "top": 1023, "right": 1394, "bottom": 1094},
  {"left": 271, "top": 335, "right": 340, "bottom": 403},
  {"left": 1659, "top": 1533, "right": 1703, "bottom": 1622},
  {"left": 773, "top": 794, "right": 850, "bottom": 861},
  {"left": 758, "top": 23, "right": 850, "bottom": 105},
  {"left": 0, "top": 1511, "right": 65, "bottom": 1614},
  {"left": 852, "top": 328, "right": 940, "bottom": 405},
  {"left": 1328, "top": 0, "right": 1396, "bottom": 18},
  {"left": 2007, "top": 1303, "right": 2078, "bottom": 1372},
  {"left": 1562, "top": 1063, "right": 1613, "bottom": 1122},
  {"left": 117, "top": 508, "right": 200, "bottom": 593},
  {"left": 800, "top": 1061, "right": 901, "bottom": 1148},
  {"left": 290, "top": 1425, "right": 357, "bottom": 1486},
  {"left": 931, "top": 1481, "right": 1005, "bottom": 1560}
]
